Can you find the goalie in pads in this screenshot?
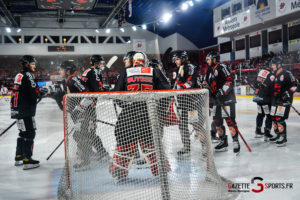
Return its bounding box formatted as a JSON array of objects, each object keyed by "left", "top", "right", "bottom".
[{"left": 110, "top": 52, "right": 171, "bottom": 182}]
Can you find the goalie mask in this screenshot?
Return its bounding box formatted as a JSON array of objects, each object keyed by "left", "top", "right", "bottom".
[{"left": 133, "top": 52, "right": 148, "bottom": 67}]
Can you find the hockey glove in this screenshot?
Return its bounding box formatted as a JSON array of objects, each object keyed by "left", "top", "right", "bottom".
[
  {"left": 39, "top": 87, "right": 49, "bottom": 97},
  {"left": 215, "top": 89, "right": 224, "bottom": 99},
  {"left": 282, "top": 91, "right": 291, "bottom": 101}
]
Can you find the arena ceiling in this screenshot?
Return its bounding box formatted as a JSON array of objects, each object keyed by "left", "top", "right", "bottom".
[{"left": 0, "top": 0, "right": 230, "bottom": 48}]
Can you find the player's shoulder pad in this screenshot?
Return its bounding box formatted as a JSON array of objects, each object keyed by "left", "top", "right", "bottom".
[
  {"left": 219, "top": 63, "right": 230, "bottom": 76},
  {"left": 126, "top": 67, "right": 153, "bottom": 77},
  {"left": 82, "top": 68, "right": 92, "bottom": 77},
  {"left": 14, "top": 73, "right": 24, "bottom": 85},
  {"left": 285, "top": 70, "right": 296, "bottom": 82},
  {"left": 187, "top": 64, "right": 196, "bottom": 75}
]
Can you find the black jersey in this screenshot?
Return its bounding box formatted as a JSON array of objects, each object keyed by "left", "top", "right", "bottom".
[
  {"left": 253, "top": 67, "right": 275, "bottom": 104},
  {"left": 52, "top": 74, "right": 87, "bottom": 110},
  {"left": 114, "top": 67, "right": 171, "bottom": 92},
  {"left": 11, "top": 71, "right": 39, "bottom": 119},
  {"left": 66, "top": 74, "right": 88, "bottom": 93},
  {"left": 81, "top": 67, "right": 103, "bottom": 92},
  {"left": 272, "top": 70, "right": 297, "bottom": 105},
  {"left": 171, "top": 64, "right": 197, "bottom": 89},
  {"left": 205, "top": 62, "right": 236, "bottom": 104}
]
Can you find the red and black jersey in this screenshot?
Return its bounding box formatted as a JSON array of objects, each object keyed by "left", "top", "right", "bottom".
[
  {"left": 11, "top": 71, "right": 39, "bottom": 119},
  {"left": 171, "top": 64, "right": 197, "bottom": 89},
  {"left": 253, "top": 67, "right": 275, "bottom": 104},
  {"left": 81, "top": 67, "right": 103, "bottom": 92},
  {"left": 205, "top": 62, "right": 236, "bottom": 104},
  {"left": 114, "top": 67, "right": 171, "bottom": 92},
  {"left": 66, "top": 74, "right": 88, "bottom": 93},
  {"left": 272, "top": 70, "right": 297, "bottom": 105}
]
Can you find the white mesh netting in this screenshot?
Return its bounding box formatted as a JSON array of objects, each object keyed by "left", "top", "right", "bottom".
[{"left": 57, "top": 89, "right": 238, "bottom": 200}]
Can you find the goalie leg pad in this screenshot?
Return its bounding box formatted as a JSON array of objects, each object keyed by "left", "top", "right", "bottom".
[
  {"left": 109, "top": 144, "right": 136, "bottom": 179},
  {"left": 140, "top": 141, "right": 170, "bottom": 176}
]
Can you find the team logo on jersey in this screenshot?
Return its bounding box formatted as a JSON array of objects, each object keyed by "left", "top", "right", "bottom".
[
  {"left": 141, "top": 67, "right": 151, "bottom": 73},
  {"left": 14, "top": 74, "right": 23, "bottom": 85},
  {"left": 270, "top": 75, "right": 275, "bottom": 82},
  {"left": 180, "top": 68, "right": 184, "bottom": 77},
  {"left": 280, "top": 75, "right": 284, "bottom": 81},
  {"left": 173, "top": 72, "right": 177, "bottom": 79},
  {"left": 214, "top": 69, "right": 218, "bottom": 77}
]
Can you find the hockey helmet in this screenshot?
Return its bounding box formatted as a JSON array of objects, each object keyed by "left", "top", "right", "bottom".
[
  {"left": 90, "top": 55, "right": 105, "bottom": 66},
  {"left": 172, "top": 51, "right": 188, "bottom": 63},
  {"left": 123, "top": 51, "right": 136, "bottom": 65},
  {"left": 60, "top": 60, "right": 77, "bottom": 75},
  {"left": 270, "top": 55, "right": 283, "bottom": 71},
  {"left": 149, "top": 59, "right": 163, "bottom": 69},
  {"left": 133, "top": 52, "right": 148, "bottom": 67},
  {"left": 20, "top": 55, "right": 36, "bottom": 67},
  {"left": 206, "top": 52, "right": 220, "bottom": 62}
]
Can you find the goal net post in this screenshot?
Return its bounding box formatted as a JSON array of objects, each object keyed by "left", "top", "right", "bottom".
[{"left": 58, "top": 89, "right": 238, "bottom": 200}]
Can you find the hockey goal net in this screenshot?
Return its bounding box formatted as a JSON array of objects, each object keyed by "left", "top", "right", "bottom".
[{"left": 58, "top": 89, "right": 237, "bottom": 200}]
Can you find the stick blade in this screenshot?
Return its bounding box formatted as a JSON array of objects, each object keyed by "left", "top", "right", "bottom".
[{"left": 106, "top": 56, "right": 118, "bottom": 69}]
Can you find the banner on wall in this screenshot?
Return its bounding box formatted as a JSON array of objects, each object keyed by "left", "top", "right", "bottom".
[
  {"left": 133, "top": 39, "right": 146, "bottom": 52},
  {"left": 214, "top": 12, "right": 250, "bottom": 37},
  {"left": 276, "top": 0, "right": 300, "bottom": 17}
]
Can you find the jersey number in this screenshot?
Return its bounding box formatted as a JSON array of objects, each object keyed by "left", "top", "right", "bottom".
[{"left": 127, "top": 84, "right": 153, "bottom": 91}]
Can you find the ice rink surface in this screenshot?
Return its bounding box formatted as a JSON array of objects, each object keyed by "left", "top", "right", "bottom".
[{"left": 0, "top": 96, "right": 299, "bottom": 200}]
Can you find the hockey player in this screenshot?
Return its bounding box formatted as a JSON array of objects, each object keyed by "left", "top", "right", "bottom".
[
  {"left": 110, "top": 52, "right": 171, "bottom": 182},
  {"left": 269, "top": 56, "right": 298, "bottom": 146},
  {"left": 57, "top": 60, "right": 108, "bottom": 169},
  {"left": 11, "top": 55, "right": 47, "bottom": 170},
  {"left": 205, "top": 52, "right": 240, "bottom": 154},
  {"left": 172, "top": 51, "right": 197, "bottom": 156},
  {"left": 81, "top": 55, "right": 105, "bottom": 92},
  {"left": 200, "top": 71, "right": 220, "bottom": 144},
  {"left": 123, "top": 51, "right": 136, "bottom": 68},
  {"left": 253, "top": 61, "right": 275, "bottom": 141}
]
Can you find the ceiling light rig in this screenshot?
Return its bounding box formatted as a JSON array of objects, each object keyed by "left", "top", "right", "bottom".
[{"left": 3, "top": 1, "right": 200, "bottom": 35}]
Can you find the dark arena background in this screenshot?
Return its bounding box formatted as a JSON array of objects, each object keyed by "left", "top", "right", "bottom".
[{"left": 0, "top": 0, "right": 300, "bottom": 200}]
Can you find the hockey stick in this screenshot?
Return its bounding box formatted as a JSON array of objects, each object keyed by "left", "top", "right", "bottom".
[
  {"left": 46, "top": 126, "right": 76, "bottom": 160},
  {"left": 245, "top": 77, "right": 300, "bottom": 116},
  {"left": 161, "top": 47, "right": 173, "bottom": 71},
  {"left": 106, "top": 56, "right": 118, "bottom": 69},
  {"left": 105, "top": 56, "right": 119, "bottom": 116},
  {"left": 0, "top": 121, "right": 16, "bottom": 137},
  {"left": 206, "top": 85, "right": 252, "bottom": 153},
  {"left": 0, "top": 98, "right": 43, "bottom": 137},
  {"left": 96, "top": 119, "right": 115, "bottom": 127},
  {"left": 46, "top": 119, "right": 115, "bottom": 160}
]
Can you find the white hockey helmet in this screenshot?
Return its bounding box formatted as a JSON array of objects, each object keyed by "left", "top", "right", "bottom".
[{"left": 132, "top": 52, "right": 148, "bottom": 67}]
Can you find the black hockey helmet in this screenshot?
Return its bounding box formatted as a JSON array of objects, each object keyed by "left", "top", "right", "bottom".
[
  {"left": 172, "top": 50, "right": 188, "bottom": 63},
  {"left": 149, "top": 59, "right": 163, "bottom": 69},
  {"left": 20, "top": 55, "right": 36, "bottom": 67},
  {"left": 270, "top": 55, "right": 284, "bottom": 71},
  {"left": 206, "top": 52, "right": 220, "bottom": 62},
  {"left": 270, "top": 55, "right": 283, "bottom": 65},
  {"left": 90, "top": 55, "right": 104, "bottom": 66},
  {"left": 60, "top": 60, "right": 77, "bottom": 75},
  {"left": 123, "top": 51, "right": 137, "bottom": 65}
]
